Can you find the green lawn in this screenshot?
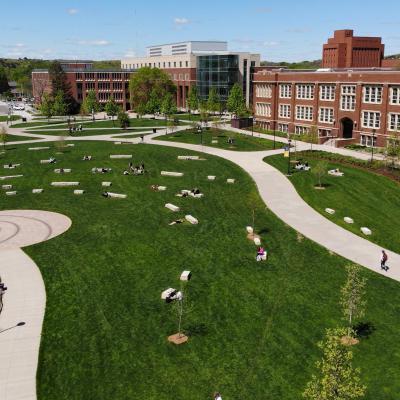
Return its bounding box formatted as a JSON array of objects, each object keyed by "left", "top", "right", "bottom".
[
  {"left": 110, "top": 132, "right": 152, "bottom": 139},
  {"left": 1, "top": 142, "right": 400, "bottom": 399},
  {"left": 11, "top": 120, "right": 72, "bottom": 128},
  {"left": 0, "top": 115, "right": 21, "bottom": 122},
  {"left": 5, "top": 134, "right": 42, "bottom": 142},
  {"left": 173, "top": 113, "right": 221, "bottom": 122},
  {"left": 157, "top": 128, "right": 283, "bottom": 151},
  {"left": 265, "top": 152, "right": 400, "bottom": 253},
  {"left": 30, "top": 129, "right": 147, "bottom": 136},
  {"left": 28, "top": 118, "right": 187, "bottom": 130}
]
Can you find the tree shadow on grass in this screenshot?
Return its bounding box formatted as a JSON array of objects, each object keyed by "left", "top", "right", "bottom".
[
  {"left": 353, "top": 321, "right": 376, "bottom": 339},
  {"left": 186, "top": 322, "right": 208, "bottom": 337}
]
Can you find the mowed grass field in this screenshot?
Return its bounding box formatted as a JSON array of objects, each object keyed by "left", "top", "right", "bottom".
[
  {"left": 157, "top": 128, "right": 283, "bottom": 151},
  {"left": 1, "top": 142, "right": 400, "bottom": 399},
  {"left": 265, "top": 152, "right": 400, "bottom": 254}
]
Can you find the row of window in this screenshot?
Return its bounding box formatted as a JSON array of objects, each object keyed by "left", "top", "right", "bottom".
[
  {"left": 257, "top": 84, "right": 400, "bottom": 105},
  {"left": 75, "top": 73, "right": 130, "bottom": 81},
  {"left": 168, "top": 73, "right": 191, "bottom": 81},
  {"left": 123, "top": 60, "right": 190, "bottom": 69},
  {"left": 259, "top": 103, "right": 400, "bottom": 131}
]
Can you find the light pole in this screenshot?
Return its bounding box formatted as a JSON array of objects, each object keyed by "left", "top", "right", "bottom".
[
  {"left": 251, "top": 117, "right": 255, "bottom": 137},
  {"left": 287, "top": 139, "right": 292, "bottom": 176},
  {"left": 273, "top": 124, "right": 276, "bottom": 149},
  {"left": 371, "top": 129, "right": 376, "bottom": 163}
]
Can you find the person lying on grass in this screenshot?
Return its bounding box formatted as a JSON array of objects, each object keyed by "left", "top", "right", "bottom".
[
  {"left": 256, "top": 246, "right": 266, "bottom": 262},
  {"left": 169, "top": 218, "right": 186, "bottom": 225}
]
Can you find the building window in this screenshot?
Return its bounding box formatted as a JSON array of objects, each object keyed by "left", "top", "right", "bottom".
[
  {"left": 185, "top": 73, "right": 189, "bottom": 81},
  {"left": 296, "top": 105, "right": 313, "bottom": 121},
  {"left": 362, "top": 111, "right": 381, "bottom": 128},
  {"left": 340, "top": 85, "right": 356, "bottom": 111},
  {"left": 318, "top": 107, "right": 334, "bottom": 123},
  {"left": 319, "top": 85, "right": 335, "bottom": 101},
  {"left": 256, "top": 102, "right": 271, "bottom": 117},
  {"left": 278, "top": 123, "right": 289, "bottom": 133},
  {"left": 388, "top": 113, "right": 400, "bottom": 131},
  {"left": 296, "top": 84, "right": 314, "bottom": 99},
  {"left": 295, "top": 125, "right": 309, "bottom": 135},
  {"left": 360, "top": 134, "right": 377, "bottom": 147},
  {"left": 279, "top": 84, "right": 292, "bottom": 98},
  {"left": 318, "top": 128, "right": 331, "bottom": 137},
  {"left": 363, "top": 85, "right": 382, "bottom": 104},
  {"left": 256, "top": 84, "right": 272, "bottom": 98},
  {"left": 279, "top": 104, "right": 291, "bottom": 118},
  {"left": 389, "top": 86, "right": 400, "bottom": 105}
]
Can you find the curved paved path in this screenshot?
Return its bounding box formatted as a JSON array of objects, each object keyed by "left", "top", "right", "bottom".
[{"left": 0, "top": 210, "right": 71, "bottom": 400}]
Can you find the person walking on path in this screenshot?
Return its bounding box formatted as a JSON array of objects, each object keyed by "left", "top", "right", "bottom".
[{"left": 381, "top": 250, "right": 389, "bottom": 271}]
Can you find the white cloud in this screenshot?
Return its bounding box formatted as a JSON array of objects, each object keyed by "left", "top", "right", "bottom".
[
  {"left": 77, "top": 40, "right": 111, "bottom": 46},
  {"left": 174, "top": 17, "right": 190, "bottom": 26},
  {"left": 124, "top": 49, "right": 136, "bottom": 57},
  {"left": 14, "top": 43, "right": 25, "bottom": 48},
  {"left": 67, "top": 8, "right": 78, "bottom": 15}
]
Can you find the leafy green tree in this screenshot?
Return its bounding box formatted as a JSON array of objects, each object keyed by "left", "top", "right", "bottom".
[
  {"left": 303, "top": 327, "right": 366, "bottom": 400},
  {"left": 40, "top": 93, "right": 54, "bottom": 122},
  {"left": 199, "top": 101, "right": 209, "bottom": 124},
  {"left": 104, "top": 96, "right": 120, "bottom": 126},
  {"left": 312, "top": 160, "right": 328, "bottom": 188},
  {"left": 0, "top": 126, "right": 7, "bottom": 150},
  {"left": 129, "top": 67, "right": 176, "bottom": 115},
  {"left": 187, "top": 86, "right": 199, "bottom": 116},
  {"left": 207, "top": 87, "right": 221, "bottom": 115},
  {"left": 52, "top": 90, "right": 68, "bottom": 117},
  {"left": 0, "top": 67, "right": 9, "bottom": 94},
  {"left": 161, "top": 92, "right": 177, "bottom": 119},
  {"left": 48, "top": 61, "right": 78, "bottom": 114},
  {"left": 304, "top": 125, "right": 319, "bottom": 150},
  {"left": 117, "top": 111, "right": 130, "bottom": 129},
  {"left": 81, "top": 90, "right": 100, "bottom": 115},
  {"left": 341, "top": 264, "right": 367, "bottom": 338},
  {"left": 226, "top": 83, "right": 247, "bottom": 119},
  {"left": 146, "top": 88, "right": 161, "bottom": 116}
]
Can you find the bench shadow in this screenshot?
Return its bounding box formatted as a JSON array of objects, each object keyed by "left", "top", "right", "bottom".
[{"left": 353, "top": 321, "right": 376, "bottom": 339}]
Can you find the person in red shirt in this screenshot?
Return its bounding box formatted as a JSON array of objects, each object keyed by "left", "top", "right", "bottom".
[{"left": 381, "top": 250, "right": 388, "bottom": 271}]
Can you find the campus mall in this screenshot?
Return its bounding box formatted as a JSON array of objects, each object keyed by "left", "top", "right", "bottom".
[{"left": 32, "top": 30, "right": 400, "bottom": 148}]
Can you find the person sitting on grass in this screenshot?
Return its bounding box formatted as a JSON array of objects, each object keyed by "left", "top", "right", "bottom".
[
  {"left": 191, "top": 188, "right": 201, "bottom": 195},
  {"left": 102, "top": 191, "right": 110, "bottom": 198},
  {"left": 59, "top": 168, "right": 64, "bottom": 174},
  {"left": 150, "top": 184, "right": 159, "bottom": 191},
  {"left": 82, "top": 155, "right": 92, "bottom": 161},
  {"left": 123, "top": 170, "right": 130, "bottom": 175},
  {"left": 256, "top": 246, "right": 266, "bottom": 262},
  {"left": 169, "top": 218, "right": 186, "bottom": 225},
  {"left": 214, "top": 392, "right": 222, "bottom": 400},
  {"left": 49, "top": 157, "right": 56, "bottom": 164}
]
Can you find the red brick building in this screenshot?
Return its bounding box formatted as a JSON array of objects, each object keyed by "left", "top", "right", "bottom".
[
  {"left": 322, "top": 30, "right": 384, "bottom": 68},
  {"left": 253, "top": 68, "right": 400, "bottom": 147},
  {"left": 32, "top": 65, "right": 134, "bottom": 111}
]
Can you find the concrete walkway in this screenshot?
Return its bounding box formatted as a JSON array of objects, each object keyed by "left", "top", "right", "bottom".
[{"left": 0, "top": 210, "right": 71, "bottom": 400}]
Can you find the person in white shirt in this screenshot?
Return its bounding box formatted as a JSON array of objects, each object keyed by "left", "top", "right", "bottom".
[{"left": 214, "top": 392, "right": 222, "bottom": 400}]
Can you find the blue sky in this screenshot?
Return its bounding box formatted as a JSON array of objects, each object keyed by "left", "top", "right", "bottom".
[{"left": 1, "top": 0, "right": 400, "bottom": 62}]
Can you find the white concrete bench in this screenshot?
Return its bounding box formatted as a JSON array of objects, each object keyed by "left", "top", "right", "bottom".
[
  {"left": 207, "top": 175, "right": 216, "bottom": 181},
  {"left": 40, "top": 159, "right": 55, "bottom": 164},
  {"left": 73, "top": 190, "right": 85, "bottom": 195},
  {"left": 114, "top": 141, "right": 122, "bottom": 145},
  {"left": 165, "top": 203, "right": 180, "bottom": 212},
  {"left": 256, "top": 251, "right": 268, "bottom": 262},
  {"left": 325, "top": 208, "right": 335, "bottom": 215},
  {"left": 102, "top": 182, "right": 112, "bottom": 187},
  {"left": 5, "top": 191, "right": 17, "bottom": 196},
  {"left": 32, "top": 189, "right": 44, "bottom": 194},
  {"left": 185, "top": 215, "right": 198, "bottom": 225},
  {"left": 4, "top": 164, "right": 20, "bottom": 169},
  {"left": 246, "top": 226, "right": 253, "bottom": 234},
  {"left": 254, "top": 237, "right": 261, "bottom": 246},
  {"left": 157, "top": 185, "right": 167, "bottom": 191},
  {"left": 177, "top": 155, "right": 200, "bottom": 160},
  {"left": 361, "top": 227, "right": 372, "bottom": 235},
  {"left": 51, "top": 182, "right": 80, "bottom": 187},
  {"left": 227, "top": 178, "right": 235, "bottom": 184},
  {"left": 0, "top": 175, "right": 23, "bottom": 180},
  {"left": 110, "top": 155, "right": 132, "bottom": 159},
  {"left": 92, "top": 168, "right": 112, "bottom": 173},
  {"left": 189, "top": 192, "right": 203, "bottom": 198},
  {"left": 66, "top": 144, "right": 75, "bottom": 147},
  {"left": 211, "top": 140, "right": 218, "bottom": 144},
  {"left": 344, "top": 217, "right": 354, "bottom": 224},
  {"left": 29, "top": 147, "right": 50, "bottom": 151},
  {"left": 54, "top": 168, "right": 71, "bottom": 173},
  {"left": 2, "top": 184, "right": 12, "bottom": 190},
  {"left": 328, "top": 170, "right": 344, "bottom": 177},
  {"left": 105, "top": 192, "right": 127, "bottom": 199},
  {"left": 161, "top": 171, "right": 184, "bottom": 177}
]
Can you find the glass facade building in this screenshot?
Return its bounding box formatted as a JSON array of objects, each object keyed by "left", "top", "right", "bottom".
[{"left": 196, "top": 55, "right": 239, "bottom": 102}]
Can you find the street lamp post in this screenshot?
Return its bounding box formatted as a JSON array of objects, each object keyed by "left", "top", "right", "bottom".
[
  {"left": 287, "top": 139, "right": 292, "bottom": 176},
  {"left": 273, "top": 125, "right": 276, "bottom": 150},
  {"left": 371, "top": 129, "right": 376, "bottom": 163},
  {"left": 92, "top": 108, "right": 95, "bottom": 122},
  {"left": 0, "top": 321, "right": 26, "bottom": 334}
]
